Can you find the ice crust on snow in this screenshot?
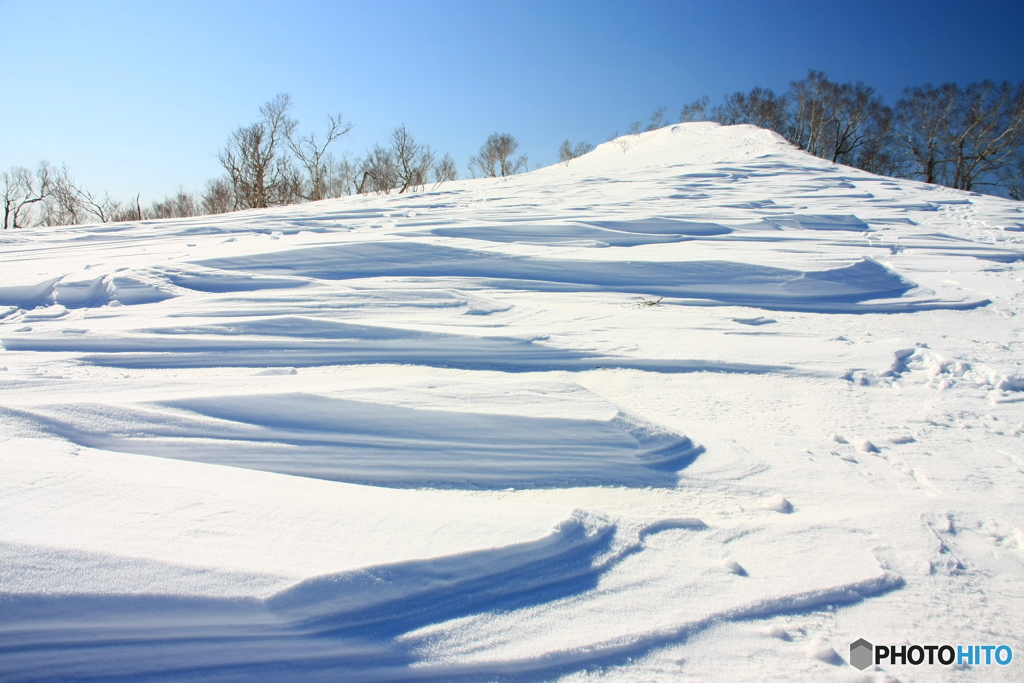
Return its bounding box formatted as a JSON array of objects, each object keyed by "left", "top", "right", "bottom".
[{"left": 2, "top": 123, "right": 1023, "bottom": 681}]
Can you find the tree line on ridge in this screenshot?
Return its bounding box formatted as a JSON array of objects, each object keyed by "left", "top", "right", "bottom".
[{"left": 3, "top": 70, "right": 1022, "bottom": 230}]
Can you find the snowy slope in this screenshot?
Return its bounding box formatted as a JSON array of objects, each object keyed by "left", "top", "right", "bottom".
[{"left": 1, "top": 122, "right": 1023, "bottom": 681}]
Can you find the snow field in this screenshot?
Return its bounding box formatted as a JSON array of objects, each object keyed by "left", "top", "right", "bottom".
[{"left": 1, "top": 123, "right": 1023, "bottom": 681}]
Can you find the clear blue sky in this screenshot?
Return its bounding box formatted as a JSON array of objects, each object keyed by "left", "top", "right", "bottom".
[{"left": 2, "top": 0, "right": 1022, "bottom": 203}]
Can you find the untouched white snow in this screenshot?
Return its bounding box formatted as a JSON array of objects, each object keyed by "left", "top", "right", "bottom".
[{"left": 1, "top": 123, "right": 1022, "bottom": 681}]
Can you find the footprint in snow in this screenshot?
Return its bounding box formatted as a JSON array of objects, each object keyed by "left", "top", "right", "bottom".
[{"left": 768, "top": 495, "right": 793, "bottom": 513}]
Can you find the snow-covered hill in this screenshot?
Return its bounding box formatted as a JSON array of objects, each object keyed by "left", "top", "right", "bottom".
[{"left": 1, "top": 123, "right": 1022, "bottom": 681}]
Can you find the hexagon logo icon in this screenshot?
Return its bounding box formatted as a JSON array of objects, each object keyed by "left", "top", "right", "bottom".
[{"left": 850, "top": 638, "right": 873, "bottom": 670}]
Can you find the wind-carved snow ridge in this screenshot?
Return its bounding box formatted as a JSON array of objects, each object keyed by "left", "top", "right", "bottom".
[
  {"left": 0, "top": 276, "right": 63, "bottom": 309},
  {"left": 158, "top": 265, "right": 310, "bottom": 293},
  {"left": 195, "top": 242, "right": 979, "bottom": 312},
  {"left": 2, "top": 315, "right": 786, "bottom": 374},
  {"left": 0, "top": 272, "right": 173, "bottom": 310},
  {"left": 10, "top": 396, "right": 703, "bottom": 488},
  {"left": 0, "top": 511, "right": 902, "bottom": 682},
  {"left": 409, "top": 217, "right": 733, "bottom": 247}
]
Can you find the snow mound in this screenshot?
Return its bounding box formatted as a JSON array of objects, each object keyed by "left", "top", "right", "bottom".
[{"left": 551, "top": 122, "right": 795, "bottom": 172}]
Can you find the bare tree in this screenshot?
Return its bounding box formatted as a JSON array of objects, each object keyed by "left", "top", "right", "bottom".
[
  {"left": 389, "top": 125, "right": 434, "bottom": 193},
  {"left": 645, "top": 106, "right": 668, "bottom": 131},
  {"left": 1, "top": 94, "right": 360, "bottom": 228},
  {"left": 149, "top": 188, "right": 199, "bottom": 219},
  {"left": 275, "top": 155, "right": 304, "bottom": 205},
  {"left": 288, "top": 113, "right": 352, "bottom": 201},
  {"left": 353, "top": 127, "right": 436, "bottom": 194},
  {"left": 40, "top": 164, "right": 89, "bottom": 226},
  {"left": 679, "top": 96, "right": 710, "bottom": 122},
  {"left": 787, "top": 70, "right": 835, "bottom": 158},
  {"left": 323, "top": 154, "right": 359, "bottom": 197},
  {"left": 218, "top": 93, "right": 298, "bottom": 209},
  {"left": 894, "top": 81, "right": 1024, "bottom": 191},
  {"left": 559, "top": 141, "right": 572, "bottom": 162},
  {"left": 559, "top": 140, "right": 593, "bottom": 163},
  {"left": 469, "top": 133, "right": 527, "bottom": 177},
  {"left": 893, "top": 83, "right": 959, "bottom": 184},
  {"left": 73, "top": 185, "right": 121, "bottom": 223},
  {"left": 786, "top": 71, "right": 891, "bottom": 165},
  {"left": 356, "top": 144, "right": 399, "bottom": 194},
  {"left": 710, "top": 87, "right": 789, "bottom": 134},
  {"left": 201, "top": 177, "right": 235, "bottom": 215},
  {"left": 432, "top": 153, "right": 458, "bottom": 185},
  {"left": 2, "top": 162, "right": 56, "bottom": 229},
  {"left": 829, "top": 83, "right": 892, "bottom": 166},
  {"left": 1001, "top": 153, "right": 1024, "bottom": 200},
  {"left": 851, "top": 109, "right": 901, "bottom": 178},
  {"left": 104, "top": 194, "right": 143, "bottom": 223},
  {"left": 942, "top": 81, "right": 1024, "bottom": 191},
  {"left": 626, "top": 108, "right": 669, "bottom": 136}
]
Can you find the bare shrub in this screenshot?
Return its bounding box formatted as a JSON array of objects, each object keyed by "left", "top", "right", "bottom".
[
  {"left": 558, "top": 140, "right": 593, "bottom": 163},
  {"left": 470, "top": 133, "right": 527, "bottom": 177},
  {"left": 109, "top": 195, "right": 143, "bottom": 223},
  {"left": 288, "top": 113, "right": 352, "bottom": 201},
  {"left": 149, "top": 188, "right": 199, "bottom": 219},
  {"left": 201, "top": 177, "right": 235, "bottom": 215},
  {"left": 646, "top": 106, "right": 668, "bottom": 131},
  {"left": 41, "top": 165, "right": 89, "bottom": 226},
  {"left": 324, "top": 154, "right": 359, "bottom": 197},
  {"left": 679, "top": 96, "right": 710, "bottom": 122},
  {"left": 433, "top": 153, "right": 458, "bottom": 185},
  {"left": 356, "top": 144, "right": 398, "bottom": 194},
  {"left": 710, "top": 87, "right": 788, "bottom": 133},
  {"left": 390, "top": 125, "right": 434, "bottom": 193}
]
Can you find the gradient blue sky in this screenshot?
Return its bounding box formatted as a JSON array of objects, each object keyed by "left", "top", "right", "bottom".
[{"left": 2, "top": 0, "right": 1022, "bottom": 203}]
